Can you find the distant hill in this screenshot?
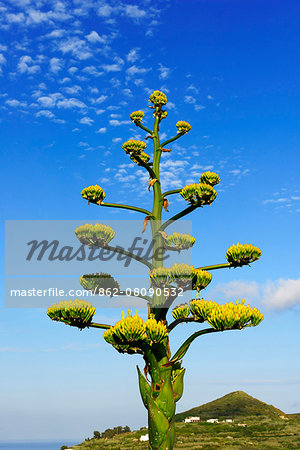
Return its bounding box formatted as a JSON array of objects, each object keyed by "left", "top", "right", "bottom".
[{"left": 175, "top": 391, "right": 286, "bottom": 422}]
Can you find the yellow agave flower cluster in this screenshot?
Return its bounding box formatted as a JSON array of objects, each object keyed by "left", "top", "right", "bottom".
[
  {"left": 207, "top": 300, "right": 264, "bottom": 330},
  {"left": 149, "top": 263, "right": 212, "bottom": 291},
  {"left": 226, "top": 243, "right": 262, "bottom": 266},
  {"left": 47, "top": 300, "right": 96, "bottom": 328},
  {"left": 192, "top": 268, "right": 213, "bottom": 291},
  {"left": 176, "top": 121, "right": 192, "bottom": 134},
  {"left": 189, "top": 299, "right": 217, "bottom": 321},
  {"left": 200, "top": 171, "right": 221, "bottom": 186},
  {"left": 164, "top": 232, "right": 196, "bottom": 251},
  {"left": 130, "top": 110, "right": 145, "bottom": 123},
  {"left": 103, "top": 312, "right": 168, "bottom": 353},
  {"left": 81, "top": 185, "right": 106, "bottom": 203},
  {"left": 122, "top": 140, "right": 150, "bottom": 166},
  {"left": 181, "top": 183, "right": 217, "bottom": 206},
  {"left": 79, "top": 272, "right": 120, "bottom": 295},
  {"left": 74, "top": 223, "right": 115, "bottom": 247},
  {"left": 172, "top": 298, "right": 263, "bottom": 330},
  {"left": 172, "top": 303, "right": 190, "bottom": 320},
  {"left": 122, "top": 139, "right": 147, "bottom": 154},
  {"left": 130, "top": 152, "right": 150, "bottom": 165},
  {"left": 149, "top": 90, "right": 167, "bottom": 106}
]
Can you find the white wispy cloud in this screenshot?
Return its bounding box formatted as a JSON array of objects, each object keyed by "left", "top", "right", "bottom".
[
  {"left": 58, "top": 37, "right": 92, "bottom": 60},
  {"left": 213, "top": 280, "right": 259, "bottom": 299},
  {"left": 5, "top": 99, "right": 27, "bottom": 108},
  {"left": 46, "top": 29, "right": 65, "bottom": 38},
  {"left": 187, "top": 84, "right": 199, "bottom": 94},
  {"left": 35, "top": 110, "right": 55, "bottom": 118},
  {"left": 124, "top": 5, "right": 146, "bottom": 19},
  {"left": 184, "top": 94, "right": 205, "bottom": 111},
  {"left": 126, "top": 65, "right": 150, "bottom": 77},
  {"left": 97, "top": 127, "right": 107, "bottom": 133},
  {"left": 0, "top": 53, "right": 6, "bottom": 73},
  {"left": 83, "top": 65, "right": 103, "bottom": 77},
  {"left": 79, "top": 116, "right": 94, "bottom": 125},
  {"left": 68, "top": 66, "right": 78, "bottom": 75},
  {"left": 6, "top": 12, "right": 25, "bottom": 23},
  {"left": 184, "top": 95, "right": 196, "bottom": 104},
  {"left": 97, "top": 4, "right": 114, "bottom": 17},
  {"left": 123, "top": 88, "right": 132, "bottom": 96},
  {"left": 208, "top": 277, "right": 300, "bottom": 311},
  {"left": 102, "top": 57, "right": 124, "bottom": 72},
  {"left": 194, "top": 104, "right": 205, "bottom": 111},
  {"left": 86, "top": 30, "right": 106, "bottom": 43},
  {"left": 229, "top": 168, "right": 249, "bottom": 177},
  {"left": 91, "top": 94, "right": 107, "bottom": 104},
  {"left": 63, "top": 85, "right": 82, "bottom": 95},
  {"left": 49, "top": 57, "right": 63, "bottom": 73},
  {"left": 37, "top": 93, "right": 62, "bottom": 108},
  {"left": 158, "top": 64, "right": 170, "bottom": 79},
  {"left": 127, "top": 48, "right": 139, "bottom": 63},
  {"left": 56, "top": 98, "right": 87, "bottom": 109},
  {"left": 109, "top": 119, "right": 131, "bottom": 126},
  {"left": 17, "top": 55, "right": 40, "bottom": 74},
  {"left": 263, "top": 278, "right": 300, "bottom": 310}
]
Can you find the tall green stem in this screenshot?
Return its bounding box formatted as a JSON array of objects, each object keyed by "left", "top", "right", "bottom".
[{"left": 150, "top": 107, "right": 165, "bottom": 315}]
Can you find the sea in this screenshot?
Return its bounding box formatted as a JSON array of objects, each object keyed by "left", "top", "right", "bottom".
[{"left": 0, "top": 442, "right": 77, "bottom": 450}]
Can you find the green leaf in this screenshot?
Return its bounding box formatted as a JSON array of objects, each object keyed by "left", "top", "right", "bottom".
[
  {"left": 147, "top": 392, "right": 170, "bottom": 448},
  {"left": 156, "top": 378, "right": 176, "bottom": 422},
  {"left": 137, "top": 366, "right": 151, "bottom": 409},
  {"left": 173, "top": 368, "right": 185, "bottom": 402}
]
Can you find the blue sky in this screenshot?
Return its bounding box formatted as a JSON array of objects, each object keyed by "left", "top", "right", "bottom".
[{"left": 1, "top": 0, "right": 300, "bottom": 442}]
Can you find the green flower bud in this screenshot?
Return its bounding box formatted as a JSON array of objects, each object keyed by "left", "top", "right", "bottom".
[
  {"left": 149, "top": 90, "right": 167, "bottom": 106},
  {"left": 74, "top": 223, "right": 115, "bottom": 247},
  {"left": 172, "top": 303, "right": 190, "bottom": 320},
  {"left": 200, "top": 171, "right": 220, "bottom": 186},
  {"left": 81, "top": 185, "right": 106, "bottom": 203},
  {"left": 145, "top": 316, "right": 168, "bottom": 343},
  {"left": 153, "top": 110, "right": 168, "bottom": 119},
  {"left": 103, "top": 328, "right": 138, "bottom": 354},
  {"left": 122, "top": 140, "right": 147, "bottom": 155},
  {"left": 169, "top": 263, "right": 194, "bottom": 288},
  {"left": 79, "top": 273, "right": 120, "bottom": 295},
  {"left": 190, "top": 299, "right": 217, "bottom": 321},
  {"left": 47, "top": 299, "right": 96, "bottom": 328},
  {"left": 149, "top": 267, "right": 170, "bottom": 288},
  {"left": 180, "top": 183, "right": 217, "bottom": 206},
  {"left": 226, "top": 243, "right": 262, "bottom": 266},
  {"left": 130, "top": 151, "right": 150, "bottom": 165},
  {"left": 176, "top": 121, "right": 192, "bottom": 134},
  {"left": 130, "top": 110, "right": 145, "bottom": 122},
  {"left": 164, "top": 232, "right": 196, "bottom": 251},
  {"left": 192, "top": 269, "right": 212, "bottom": 291}
]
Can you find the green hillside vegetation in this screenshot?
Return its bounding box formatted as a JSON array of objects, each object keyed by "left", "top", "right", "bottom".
[
  {"left": 175, "top": 391, "right": 286, "bottom": 421},
  {"left": 64, "top": 392, "right": 300, "bottom": 449}
]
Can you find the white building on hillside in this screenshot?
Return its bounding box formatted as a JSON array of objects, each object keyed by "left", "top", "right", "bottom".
[
  {"left": 184, "top": 416, "right": 200, "bottom": 423},
  {"left": 207, "top": 418, "right": 219, "bottom": 423},
  {"left": 140, "top": 434, "right": 149, "bottom": 441}
]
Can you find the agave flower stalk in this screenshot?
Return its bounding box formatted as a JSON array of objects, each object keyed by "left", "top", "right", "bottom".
[{"left": 47, "top": 90, "right": 263, "bottom": 450}]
